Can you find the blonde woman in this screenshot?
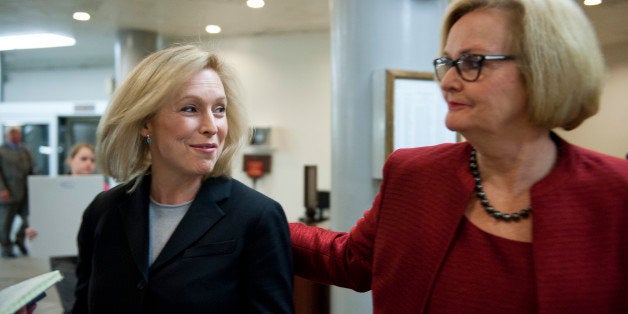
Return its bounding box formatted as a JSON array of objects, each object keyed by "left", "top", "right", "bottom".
[{"left": 73, "top": 45, "right": 293, "bottom": 313}]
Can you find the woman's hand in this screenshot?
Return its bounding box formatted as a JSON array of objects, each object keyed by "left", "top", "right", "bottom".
[
  {"left": 14, "top": 303, "right": 37, "bottom": 314},
  {"left": 0, "top": 189, "right": 10, "bottom": 201},
  {"left": 25, "top": 228, "right": 38, "bottom": 241}
]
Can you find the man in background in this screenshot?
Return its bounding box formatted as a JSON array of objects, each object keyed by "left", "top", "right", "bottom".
[{"left": 0, "top": 126, "right": 36, "bottom": 258}]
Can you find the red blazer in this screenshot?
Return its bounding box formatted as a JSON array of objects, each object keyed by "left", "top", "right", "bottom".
[{"left": 291, "top": 136, "right": 628, "bottom": 313}]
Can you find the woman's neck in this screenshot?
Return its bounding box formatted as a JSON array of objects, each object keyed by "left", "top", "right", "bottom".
[
  {"left": 149, "top": 171, "right": 203, "bottom": 205},
  {"left": 467, "top": 130, "right": 558, "bottom": 191}
]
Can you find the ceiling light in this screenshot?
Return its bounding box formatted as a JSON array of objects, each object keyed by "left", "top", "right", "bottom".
[
  {"left": 583, "top": 0, "right": 602, "bottom": 5},
  {"left": 73, "top": 12, "right": 91, "bottom": 21},
  {"left": 0, "top": 33, "right": 76, "bottom": 51},
  {"left": 247, "top": 0, "right": 265, "bottom": 9},
  {"left": 205, "top": 25, "right": 222, "bottom": 34}
]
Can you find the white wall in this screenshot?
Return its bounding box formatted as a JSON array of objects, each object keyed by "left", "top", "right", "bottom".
[
  {"left": 210, "top": 32, "right": 332, "bottom": 222},
  {"left": 1, "top": 31, "right": 331, "bottom": 222},
  {"left": 555, "top": 42, "right": 628, "bottom": 159},
  {"left": 3, "top": 68, "right": 113, "bottom": 102}
]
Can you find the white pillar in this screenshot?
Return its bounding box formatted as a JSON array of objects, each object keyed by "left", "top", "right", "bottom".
[
  {"left": 329, "top": 0, "right": 447, "bottom": 312},
  {"left": 114, "top": 29, "right": 160, "bottom": 86},
  {"left": 0, "top": 53, "right": 5, "bottom": 101}
]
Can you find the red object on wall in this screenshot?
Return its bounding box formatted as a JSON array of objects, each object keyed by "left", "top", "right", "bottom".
[
  {"left": 246, "top": 160, "right": 265, "bottom": 178},
  {"left": 243, "top": 154, "right": 271, "bottom": 180}
]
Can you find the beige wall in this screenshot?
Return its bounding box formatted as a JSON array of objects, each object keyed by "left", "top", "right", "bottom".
[
  {"left": 210, "top": 32, "right": 332, "bottom": 222},
  {"left": 555, "top": 42, "right": 628, "bottom": 159}
]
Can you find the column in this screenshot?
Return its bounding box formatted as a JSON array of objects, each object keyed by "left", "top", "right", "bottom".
[
  {"left": 114, "top": 29, "right": 160, "bottom": 86},
  {"left": 0, "top": 52, "right": 5, "bottom": 101},
  {"left": 329, "top": 0, "right": 447, "bottom": 313}
]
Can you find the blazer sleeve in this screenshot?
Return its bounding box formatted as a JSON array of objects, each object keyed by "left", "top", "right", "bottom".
[
  {"left": 289, "top": 147, "right": 418, "bottom": 292},
  {"left": 241, "top": 201, "right": 295, "bottom": 313},
  {"left": 290, "top": 201, "right": 378, "bottom": 292},
  {"left": 72, "top": 192, "right": 104, "bottom": 314},
  {"left": 0, "top": 152, "right": 7, "bottom": 192},
  {"left": 290, "top": 161, "right": 398, "bottom": 293},
  {"left": 26, "top": 148, "right": 35, "bottom": 175}
]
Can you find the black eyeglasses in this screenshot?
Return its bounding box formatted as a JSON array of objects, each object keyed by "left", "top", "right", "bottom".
[{"left": 433, "top": 54, "right": 515, "bottom": 82}]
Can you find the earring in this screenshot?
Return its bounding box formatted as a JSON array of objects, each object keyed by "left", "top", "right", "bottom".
[{"left": 146, "top": 135, "right": 151, "bottom": 144}]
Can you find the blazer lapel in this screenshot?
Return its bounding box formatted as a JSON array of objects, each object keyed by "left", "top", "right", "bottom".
[
  {"left": 150, "top": 177, "right": 231, "bottom": 271},
  {"left": 120, "top": 177, "right": 151, "bottom": 281},
  {"left": 415, "top": 145, "right": 474, "bottom": 312}
]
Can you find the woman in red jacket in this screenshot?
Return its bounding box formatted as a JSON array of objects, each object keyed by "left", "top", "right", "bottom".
[{"left": 290, "top": 0, "right": 628, "bottom": 312}]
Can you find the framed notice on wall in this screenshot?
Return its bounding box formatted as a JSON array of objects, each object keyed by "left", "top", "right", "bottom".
[{"left": 372, "top": 69, "right": 458, "bottom": 179}]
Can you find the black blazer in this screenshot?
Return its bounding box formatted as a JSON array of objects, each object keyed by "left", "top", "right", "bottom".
[{"left": 73, "top": 175, "right": 294, "bottom": 314}]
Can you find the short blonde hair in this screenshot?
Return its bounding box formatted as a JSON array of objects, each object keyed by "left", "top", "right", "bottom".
[
  {"left": 98, "top": 44, "right": 249, "bottom": 187},
  {"left": 440, "top": 0, "right": 605, "bottom": 130}
]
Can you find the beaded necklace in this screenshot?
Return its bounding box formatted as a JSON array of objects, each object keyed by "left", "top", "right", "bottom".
[{"left": 470, "top": 149, "right": 531, "bottom": 222}]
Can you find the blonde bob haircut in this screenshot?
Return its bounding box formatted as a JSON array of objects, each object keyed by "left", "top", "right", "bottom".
[
  {"left": 440, "top": 0, "right": 605, "bottom": 130},
  {"left": 97, "top": 44, "right": 249, "bottom": 188}
]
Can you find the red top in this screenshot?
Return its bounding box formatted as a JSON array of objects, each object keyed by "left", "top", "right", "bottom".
[
  {"left": 291, "top": 135, "right": 628, "bottom": 313},
  {"left": 427, "top": 218, "right": 535, "bottom": 313}
]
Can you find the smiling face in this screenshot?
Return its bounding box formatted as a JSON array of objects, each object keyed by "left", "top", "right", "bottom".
[
  {"left": 143, "top": 68, "right": 228, "bottom": 181},
  {"left": 68, "top": 146, "right": 96, "bottom": 175},
  {"left": 439, "top": 8, "right": 530, "bottom": 139}
]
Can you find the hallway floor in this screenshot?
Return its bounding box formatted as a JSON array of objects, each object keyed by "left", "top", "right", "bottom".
[{"left": 0, "top": 256, "right": 65, "bottom": 313}]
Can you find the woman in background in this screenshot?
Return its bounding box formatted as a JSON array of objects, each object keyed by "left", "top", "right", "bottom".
[
  {"left": 73, "top": 45, "right": 293, "bottom": 313},
  {"left": 66, "top": 143, "right": 96, "bottom": 175}
]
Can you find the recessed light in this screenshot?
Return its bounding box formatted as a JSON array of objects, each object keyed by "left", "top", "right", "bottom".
[
  {"left": 0, "top": 33, "right": 76, "bottom": 51},
  {"left": 73, "top": 12, "right": 91, "bottom": 21},
  {"left": 584, "top": 0, "right": 602, "bottom": 6},
  {"left": 247, "top": 0, "right": 265, "bottom": 9},
  {"left": 205, "top": 25, "right": 222, "bottom": 34}
]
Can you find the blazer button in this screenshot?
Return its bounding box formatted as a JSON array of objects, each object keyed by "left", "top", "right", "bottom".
[{"left": 137, "top": 280, "right": 146, "bottom": 290}]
